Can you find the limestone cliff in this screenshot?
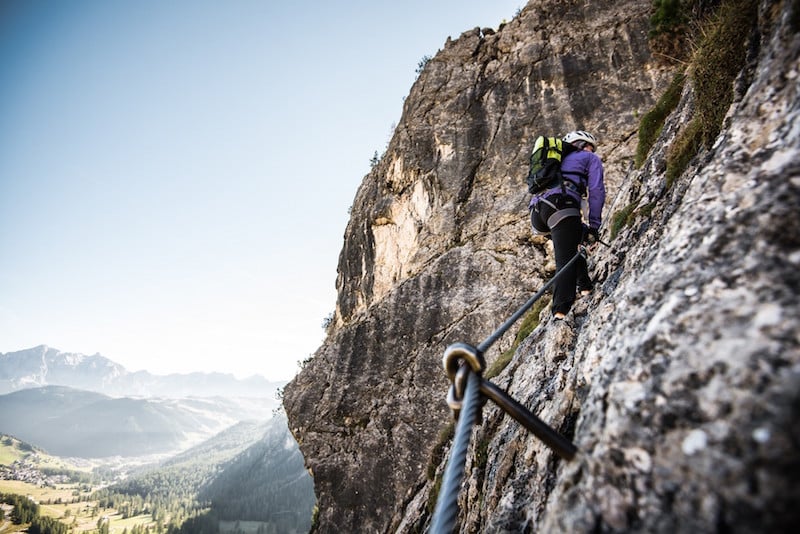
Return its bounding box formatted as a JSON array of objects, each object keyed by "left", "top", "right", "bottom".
[{"left": 284, "top": 0, "right": 799, "bottom": 532}]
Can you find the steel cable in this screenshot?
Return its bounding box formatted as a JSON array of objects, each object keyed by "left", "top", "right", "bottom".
[
  {"left": 478, "top": 248, "right": 585, "bottom": 353},
  {"left": 430, "top": 247, "right": 586, "bottom": 533},
  {"left": 429, "top": 370, "right": 481, "bottom": 534}
]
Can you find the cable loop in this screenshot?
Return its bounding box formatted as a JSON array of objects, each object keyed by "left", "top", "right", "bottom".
[
  {"left": 446, "top": 384, "right": 462, "bottom": 413},
  {"left": 453, "top": 364, "right": 470, "bottom": 402},
  {"left": 446, "top": 363, "right": 471, "bottom": 413}
]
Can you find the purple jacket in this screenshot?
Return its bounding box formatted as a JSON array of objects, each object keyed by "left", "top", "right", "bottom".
[{"left": 529, "top": 149, "right": 606, "bottom": 229}]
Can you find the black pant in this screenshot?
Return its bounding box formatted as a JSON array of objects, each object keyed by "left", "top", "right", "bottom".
[{"left": 530, "top": 195, "right": 592, "bottom": 315}]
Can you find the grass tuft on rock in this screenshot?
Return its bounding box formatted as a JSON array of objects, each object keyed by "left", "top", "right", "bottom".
[
  {"left": 666, "top": 0, "right": 757, "bottom": 185},
  {"left": 636, "top": 71, "right": 686, "bottom": 168},
  {"left": 485, "top": 296, "right": 551, "bottom": 379}
]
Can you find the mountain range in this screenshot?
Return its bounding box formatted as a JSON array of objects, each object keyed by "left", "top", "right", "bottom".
[
  {"left": 0, "top": 345, "right": 285, "bottom": 458},
  {"left": 0, "top": 345, "right": 283, "bottom": 398},
  {"left": 0, "top": 385, "right": 275, "bottom": 457}
]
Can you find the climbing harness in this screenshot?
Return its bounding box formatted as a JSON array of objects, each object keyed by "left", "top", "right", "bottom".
[
  {"left": 537, "top": 196, "right": 582, "bottom": 229},
  {"left": 429, "top": 248, "right": 585, "bottom": 534}
]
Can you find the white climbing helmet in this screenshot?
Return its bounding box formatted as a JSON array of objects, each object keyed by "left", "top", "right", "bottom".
[{"left": 563, "top": 130, "right": 598, "bottom": 148}]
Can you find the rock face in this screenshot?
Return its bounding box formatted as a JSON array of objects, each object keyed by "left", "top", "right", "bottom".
[{"left": 284, "top": 0, "right": 799, "bottom": 532}]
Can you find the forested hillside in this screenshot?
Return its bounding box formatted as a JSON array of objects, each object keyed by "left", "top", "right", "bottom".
[
  {"left": 90, "top": 414, "right": 314, "bottom": 534},
  {"left": 199, "top": 415, "right": 315, "bottom": 532}
]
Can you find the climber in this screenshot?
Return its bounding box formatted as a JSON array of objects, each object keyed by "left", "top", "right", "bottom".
[{"left": 529, "top": 130, "right": 606, "bottom": 320}]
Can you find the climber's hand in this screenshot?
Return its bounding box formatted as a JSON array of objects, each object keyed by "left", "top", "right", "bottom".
[{"left": 583, "top": 226, "right": 599, "bottom": 246}]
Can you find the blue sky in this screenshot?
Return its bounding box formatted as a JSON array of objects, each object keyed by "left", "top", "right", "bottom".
[{"left": 0, "top": 0, "right": 522, "bottom": 381}]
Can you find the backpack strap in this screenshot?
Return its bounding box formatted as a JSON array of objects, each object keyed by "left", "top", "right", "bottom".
[
  {"left": 559, "top": 142, "right": 587, "bottom": 196},
  {"left": 561, "top": 171, "right": 588, "bottom": 196}
]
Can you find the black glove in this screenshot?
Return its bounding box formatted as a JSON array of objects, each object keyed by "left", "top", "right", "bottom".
[{"left": 582, "top": 225, "right": 599, "bottom": 245}]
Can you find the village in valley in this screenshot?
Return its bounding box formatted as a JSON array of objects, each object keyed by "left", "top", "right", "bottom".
[{"left": 0, "top": 435, "right": 142, "bottom": 534}]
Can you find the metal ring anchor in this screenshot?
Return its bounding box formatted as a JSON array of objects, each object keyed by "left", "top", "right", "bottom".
[{"left": 442, "top": 342, "right": 485, "bottom": 383}]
